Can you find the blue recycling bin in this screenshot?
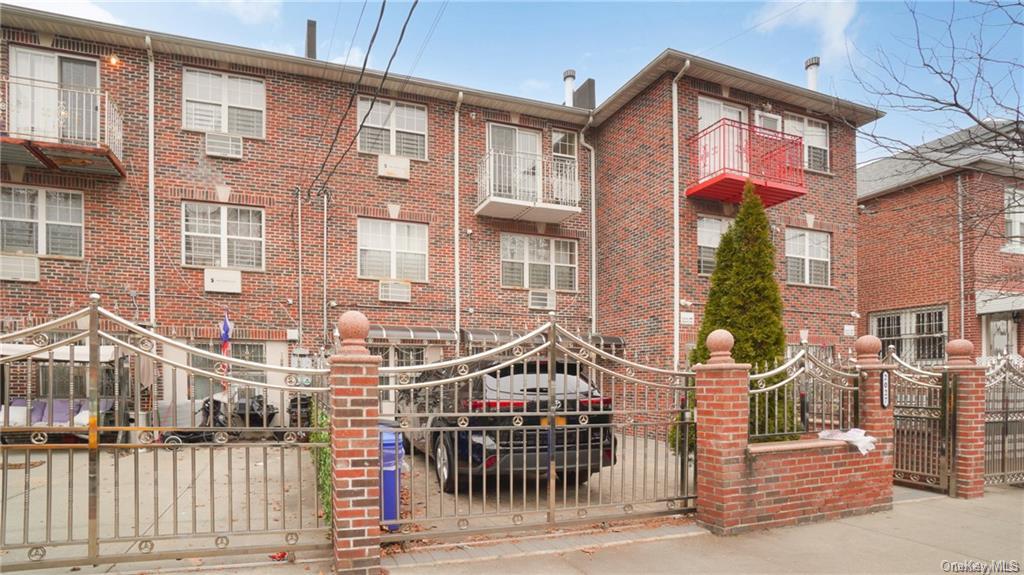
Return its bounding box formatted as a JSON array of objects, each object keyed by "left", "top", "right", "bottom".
[{"left": 379, "top": 422, "right": 404, "bottom": 532}]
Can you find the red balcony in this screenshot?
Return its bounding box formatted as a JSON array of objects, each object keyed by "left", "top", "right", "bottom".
[{"left": 685, "top": 118, "right": 805, "bottom": 207}]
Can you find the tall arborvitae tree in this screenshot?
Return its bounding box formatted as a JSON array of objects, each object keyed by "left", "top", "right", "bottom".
[{"left": 671, "top": 182, "right": 791, "bottom": 450}]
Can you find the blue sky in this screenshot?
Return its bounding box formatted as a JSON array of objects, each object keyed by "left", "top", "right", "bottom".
[{"left": 13, "top": 1, "right": 1023, "bottom": 161}]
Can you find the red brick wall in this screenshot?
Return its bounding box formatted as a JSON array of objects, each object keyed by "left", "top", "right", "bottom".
[
  {"left": 595, "top": 74, "right": 862, "bottom": 368},
  {"left": 1, "top": 29, "right": 593, "bottom": 352}
]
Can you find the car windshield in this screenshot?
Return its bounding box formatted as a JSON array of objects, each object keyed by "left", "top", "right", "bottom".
[{"left": 482, "top": 363, "right": 592, "bottom": 396}]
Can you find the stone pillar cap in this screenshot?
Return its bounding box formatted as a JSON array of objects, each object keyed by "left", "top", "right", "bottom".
[{"left": 706, "top": 329, "right": 734, "bottom": 365}]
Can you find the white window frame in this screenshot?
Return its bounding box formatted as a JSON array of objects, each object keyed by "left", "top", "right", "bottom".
[
  {"left": 785, "top": 227, "right": 831, "bottom": 287},
  {"left": 784, "top": 112, "right": 830, "bottom": 172},
  {"left": 696, "top": 215, "right": 732, "bottom": 275},
  {"left": 754, "top": 111, "right": 783, "bottom": 133},
  {"left": 500, "top": 233, "right": 578, "bottom": 292},
  {"left": 181, "top": 67, "right": 266, "bottom": 139},
  {"left": 356, "top": 96, "right": 429, "bottom": 160},
  {"left": 0, "top": 185, "right": 84, "bottom": 258},
  {"left": 180, "top": 201, "right": 265, "bottom": 271},
  {"left": 869, "top": 306, "right": 948, "bottom": 364},
  {"left": 552, "top": 129, "right": 578, "bottom": 159},
  {"left": 356, "top": 218, "right": 430, "bottom": 282},
  {"left": 1004, "top": 188, "right": 1024, "bottom": 252}
]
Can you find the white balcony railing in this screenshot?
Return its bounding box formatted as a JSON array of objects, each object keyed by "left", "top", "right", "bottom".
[
  {"left": 1, "top": 76, "right": 124, "bottom": 161},
  {"left": 477, "top": 151, "right": 580, "bottom": 208}
]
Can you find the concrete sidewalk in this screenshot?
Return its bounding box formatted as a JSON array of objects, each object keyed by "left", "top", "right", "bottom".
[{"left": 386, "top": 486, "right": 1023, "bottom": 575}]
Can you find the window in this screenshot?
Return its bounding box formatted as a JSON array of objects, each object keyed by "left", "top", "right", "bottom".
[
  {"left": 755, "top": 111, "right": 782, "bottom": 132},
  {"left": 785, "top": 228, "right": 830, "bottom": 286},
  {"left": 870, "top": 307, "right": 947, "bottom": 363},
  {"left": 183, "top": 68, "right": 265, "bottom": 138},
  {"left": 181, "top": 202, "right": 264, "bottom": 270},
  {"left": 696, "top": 216, "right": 732, "bottom": 275},
  {"left": 784, "top": 113, "right": 829, "bottom": 172},
  {"left": 1, "top": 187, "right": 83, "bottom": 257},
  {"left": 500, "top": 234, "right": 577, "bottom": 291},
  {"left": 356, "top": 96, "right": 427, "bottom": 160},
  {"left": 357, "top": 218, "right": 428, "bottom": 282},
  {"left": 189, "top": 342, "right": 266, "bottom": 399},
  {"left": 1005, "top": 188, "right": 1024, "bottom": 250},
  {"left": 552, "top": 130, "right": 577, "bottom": 158}
]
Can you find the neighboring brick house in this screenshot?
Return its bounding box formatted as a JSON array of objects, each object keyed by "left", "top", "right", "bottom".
[
  {"left": 1, "top": 6, "right": 881, "bottom": 390},
  {"left": 857, "top": 121, "right": 1024, "bottom": 363},
  {"left": 590, "top": 52, "right": 881, "bottom": 367}
]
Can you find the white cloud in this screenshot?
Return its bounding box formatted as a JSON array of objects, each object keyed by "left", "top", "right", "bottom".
[
  {"left": 518, "top": 78, "right": 551, "bottom": 97},
  {"left": 331, "top": 45, "right": 372, "bottom": 69},
  {"left": 6, "top": 0, "right": 120, "bottom": 24},
  {"left": 752, "top": 1, "right": 858, "bottom": 66},
  {"left": 202, "top": 0, "right": 282, "bottom": 25}
]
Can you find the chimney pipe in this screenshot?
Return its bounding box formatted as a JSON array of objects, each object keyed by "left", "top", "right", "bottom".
[
  {"left": 306, "top": 20, "right": 317, "bottom": 59},
  {"left": 804, "top": 56, "right": 820, "bottom": 91},
  {"left": 563, "top": 69, "right": 576, "bottom": 107}
]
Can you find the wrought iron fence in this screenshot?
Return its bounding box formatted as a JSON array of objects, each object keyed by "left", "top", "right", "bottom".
[
  {"left": 983, "top": 355, "right": 1024, "bottom": 485},
  {"left": 886, "top": 347, "right": 952, "bottom": 491},
  {"left": 748, "top": 346, "right": 859, "bottom": 440},
  {"left": 477, "top": 150, "right": 580, "bottom": 207}
]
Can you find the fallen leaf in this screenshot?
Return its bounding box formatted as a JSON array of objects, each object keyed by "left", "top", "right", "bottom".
[{"left": 269, "top": 552, "right": 288, "bottom": 561}]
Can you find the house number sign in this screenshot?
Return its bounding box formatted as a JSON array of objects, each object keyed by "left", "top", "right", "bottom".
[{"left": 880, "top": 370, "right": 891, "bottom": 408}]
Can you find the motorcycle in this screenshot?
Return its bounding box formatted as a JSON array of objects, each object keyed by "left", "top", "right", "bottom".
[{"left": 162, "top": 391, "right": 279, "bottom": 445}]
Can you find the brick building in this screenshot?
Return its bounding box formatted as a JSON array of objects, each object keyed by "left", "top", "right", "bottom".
[
  {"left": 857, "top": 121, "right": 1023, "bottom": 363},
  {"left": 1, "top": 6, "right": 881, "bottom": 388}
]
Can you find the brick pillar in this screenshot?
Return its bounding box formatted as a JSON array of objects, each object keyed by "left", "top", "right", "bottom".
[
  {"left": 330, "top": 311, "right": 382, "bottom": 575},
  {"left": 853, "top": 335, "right": 894, "bottom": 507},
  {"left": 946, "top": 339, "right": 986, "bottom": 499},
  {"left": 694, "top": 329, "right": 751, "bottom": 535}
]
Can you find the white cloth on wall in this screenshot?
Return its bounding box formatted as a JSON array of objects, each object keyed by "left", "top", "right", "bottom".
[{"left": 818, "top": 428, "right": 877, "bottom": 455}]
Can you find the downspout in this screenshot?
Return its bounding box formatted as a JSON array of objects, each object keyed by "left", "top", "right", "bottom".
[
  {"left": 145, "top": 36, "right": 156, "bottom": 326},
  {"left": 454, "top": 91, "right": 464, "bottom": 352},
  {"left": 322, "top": 192, "right": 328, "bottom": 348},
  {"left": 297, "top": 188, "right": 303, "bottom": 345},
  {"left": 957, "top": 174, "right": 965, "bottom": 339},
  {"left": 580, "top": 114, "right": 596, "bottom": 334},
  {"left": 671, "top": 59, "right": 691, "bottom": 369}
]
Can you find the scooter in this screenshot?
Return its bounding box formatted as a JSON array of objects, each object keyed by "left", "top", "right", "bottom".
[{"left": 162, "top": 392, "right": 279, "bottom": 445}]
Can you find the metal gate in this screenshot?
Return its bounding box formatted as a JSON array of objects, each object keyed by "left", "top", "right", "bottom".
[
  {"left": 377, "top": 317, "right": 696, "bottom": 541},
  {"left": 984, "top": 357, "right": 1024, "bottom": 485},
  {"left": 1, "top": 298, "right": 331, "bottom": 572},
  {"left": 888, "top": 349, "right": 953, "bottom": 493}
]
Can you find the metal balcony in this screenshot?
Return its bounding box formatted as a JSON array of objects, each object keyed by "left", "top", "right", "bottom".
[
  {"left": 476, "top": 151, "right": 581, "bottom": 224},
  {"left": 1, "top": 76, "right": 125, "bottom": 177},
  {"left": 685, "top": 118, "right": 805, "bottom": 207}
]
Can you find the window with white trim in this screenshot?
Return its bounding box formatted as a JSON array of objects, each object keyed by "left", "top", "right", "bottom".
[
  {"left": 1, "top": 187, "right": 83, "bottom": 257},
  {"left": 189, "top": 341, "right": 266, "bottom": 399},
  {"left": 356, "top": 96, "right": 427, "bottom": 160},
  {"left": 181, "top": 202, "right": 264, "bottom": 270},
  {"left": 870, "top": 306, "right": 947, "bottom": 364},
  {"left": 696, "top": 216, "right": 732, "bottom": 275},
  {"left": 552, "top": 130, "right": 577, "bottom": 158},
  {"left": 182, "top": 68, "right": 266, "bottom": 138},
  {"left": 1004, "top": 188, "right": 1024, "bottom": 250},
  {"left": 785, "top": 228, "right": 830, "bottom": 286},
  {"left": 357, "top": 218, "right": 428, "bottom": 282},
  {"left": 784, "top": 113, "right": 829, "bottom": 172},
  {"left": 500, "top": 234, "right": 577, "bottom": 291}
]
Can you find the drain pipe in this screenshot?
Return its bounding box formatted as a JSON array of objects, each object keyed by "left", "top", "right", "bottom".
[
  {"left": 145, "top": 36, "right": 156, "bottom": 326},
  {"left": 454, "top": 91, "right": 464, "bottom": 349},
  {"left": 322, "top": 192, "right": 328, "bottom": 346},
  {"left": 671, "top": 59, "right": 691, "bottom": 369},
  {"left": 297, "top": 188, "right": 303, "bottom": 345},
  {"left": 580, "top": 113, "right": 596, "bottom": 334},
  {"left": 957, "top": 174, "right": 965, "bottom": 339}
]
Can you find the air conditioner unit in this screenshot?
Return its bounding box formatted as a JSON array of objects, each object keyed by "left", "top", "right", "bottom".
[
  {"left": 379, "top": 280, "right": 411, "bottom": 303},
  {"left": 528, "top": 290, "right": 556, "bottom": 310},
  {"left": 0, "top": 254, "right": 40, "bottom": 282},
  {"left": 205, "top": 133, "right": 244, "bottom": 159}
]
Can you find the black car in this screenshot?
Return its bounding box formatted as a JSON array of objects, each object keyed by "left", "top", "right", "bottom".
[{"left": 396, "top": 360, "right": 616, "bottom": 493}]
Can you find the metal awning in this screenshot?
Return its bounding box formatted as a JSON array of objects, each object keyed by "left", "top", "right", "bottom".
[
  {"left": 460, "top": 328, "right": 545, "bottom": 345},
  {"left": 976, "top": 290, "right": 1024, "bottom": 315},
  {"left": 589, "top": 334, "right": 626, "bottom": 349},
  {"left": 0, "top": 343, "right": 118, "bottom": 362},
  {"left": 368, "top": 325, "right": 458, "bottom": 343}
]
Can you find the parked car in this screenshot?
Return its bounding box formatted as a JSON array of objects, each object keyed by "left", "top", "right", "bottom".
[{"left": 396, "top": 360, "right": 616, "bottom": 493}]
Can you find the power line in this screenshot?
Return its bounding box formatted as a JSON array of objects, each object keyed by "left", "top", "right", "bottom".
[
  {"left": 696, "top": 0, "right": 810, "bottom": 57},
  {"left": 314, "top": 0, "right": 368, "bottom": 148},
  {"left": 316, "top": 0, "right": 421, "bottom": 194},
  {"left": 305, "top": 0, "right": 389, "bottom": 198}
]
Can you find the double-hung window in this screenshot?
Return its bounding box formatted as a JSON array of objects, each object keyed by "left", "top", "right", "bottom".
[
  {"left": 784, "top": 113, "right": 829, "bottom": 172},
  {"left": 182, "top": 202, "right": 264, "bottom": 270},
  {"left": 696, "top": 216, "right": 732, "bottom": 275},
  {"left": 1, "top": 187, "right": 83, "bottom": 257},
  {"left": 500, "top": 234, "right": 577, "bottom": 291},
  {"left": 356, "top": 96, "right": 428, "bottom": 160},
  {"left": 183, "top": 68, "right": 266, "bottom": 138},
  {"left": 785, "top": 228, "right": 831, "bottom": 286},
  {"left": 1005, "top": 188, "right": 1024, "bottom": 251},
  {"left": 357, "top": 218, "right": 428, "bottom": 282},
  {"left": 870, "top": 307, "right": 947, "bottom": 364}
]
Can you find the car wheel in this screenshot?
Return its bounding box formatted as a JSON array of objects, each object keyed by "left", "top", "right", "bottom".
[{"left": 433, "top": 432, "right": 457, "bottom": 494}]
